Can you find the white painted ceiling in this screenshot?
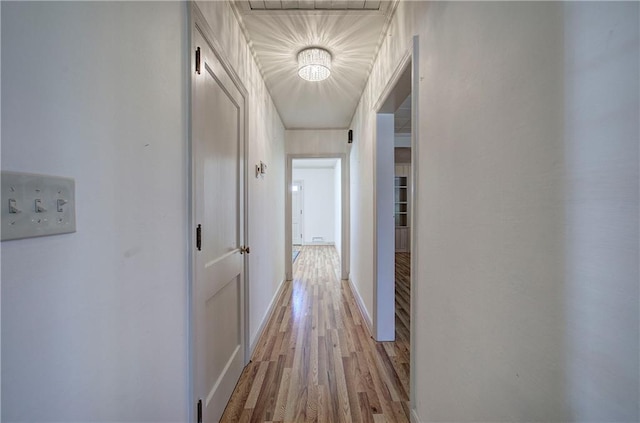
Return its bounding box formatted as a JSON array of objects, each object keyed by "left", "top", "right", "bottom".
[{"left": 233, "top": 1, "right": 395, "bottom": 129}]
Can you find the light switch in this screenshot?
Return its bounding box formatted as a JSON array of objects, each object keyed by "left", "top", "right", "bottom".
[
  {"left": 1, "top": 171, "right": 76, "bottom": 241},
  {"left": 8, "top": 199, "right": 20, "bottom": 213},
  {"left": 57, "top": 199, "right": 68, "bottom": 212},
  {"left": 35, "top": 199, "right": 47, "bottom": 213}
]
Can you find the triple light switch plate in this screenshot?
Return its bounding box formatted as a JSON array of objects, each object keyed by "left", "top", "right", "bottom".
[{"left": 1, "top": 171, "right": 76, "bottom": 241}]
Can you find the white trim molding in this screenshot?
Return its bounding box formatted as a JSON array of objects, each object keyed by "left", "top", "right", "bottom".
[
  {"left": 410, "top": 408, "right": 422, "bottom": 423},
  {"left": 348, "top": 277, "right": 373, "bottom": 338},
  {"left": 408, "top": 34, "right": 420, "bottom": 413},
  {"left": 249, "top": 277, "right": 288, "bottom": 356}
]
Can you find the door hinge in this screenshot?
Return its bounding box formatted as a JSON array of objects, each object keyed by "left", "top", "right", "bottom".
[
  {"left": 196, "top": 224, "right": 202, "bottom": 251},
  {"left": 195, "top": 47, "right": 201, "bottom": 75},
  {"left": 197, "top": 399, "right": 202, "bottom": 423}
]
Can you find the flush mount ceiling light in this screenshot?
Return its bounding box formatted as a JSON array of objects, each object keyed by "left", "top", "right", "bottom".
[{"left": 297, "top": 47, "right": 331, "bottom": 82}]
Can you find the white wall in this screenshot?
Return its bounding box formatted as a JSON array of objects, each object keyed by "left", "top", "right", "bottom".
[
  {"left": 1, "top": 1, "right": 285, "bottom": 420},
  {"left": 1, "top": 2, "right": 189, "bottom": 420},
  {"left": 334, "top": 160, "right": 342, "bottom": 259},
  {"left": 350, "top": 1, "right": 639, "bottom": 421},
  {"left": 285, "top": 129, "right": 349, "bottom": 155},
  {"left": 375, "top": 114, "right": 395, "bottom": 341},
  {"left": 292, "top": 167, "right": 336, "bottom": 244},
  {"left": 563, "top": 3, "right": 639, "bottom": 420}
]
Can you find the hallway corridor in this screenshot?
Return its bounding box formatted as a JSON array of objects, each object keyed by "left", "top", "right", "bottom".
[{"left": 221, "top": 246, "right": 410, "bottom": 422}]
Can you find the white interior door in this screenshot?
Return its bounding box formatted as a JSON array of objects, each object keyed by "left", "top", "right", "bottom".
[
  {"left": 292, "top": 180, "right": 303, "bottom": 245},
  {"left": 193, "top": 28, "right": 246, "bottom": 423}
]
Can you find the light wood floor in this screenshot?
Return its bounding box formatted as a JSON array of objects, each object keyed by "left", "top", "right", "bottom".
[
  {"left": 221, "top": 246, "right": 411, "bottom": 422},
  {"left": 395, "top": 252, "right": 411, "bottom": 349}
]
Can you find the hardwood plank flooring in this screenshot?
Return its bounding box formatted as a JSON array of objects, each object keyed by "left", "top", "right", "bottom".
[
  {"left": 394, "top": 252, "right": 411, "bottom": 396},
  {"left": 221, "top": 246, "right": 410, "bottom": 422}
]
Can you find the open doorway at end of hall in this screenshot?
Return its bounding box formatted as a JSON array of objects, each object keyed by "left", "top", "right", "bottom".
[{"left": 290, "top": 158, "right": 343, "bottom": 268}]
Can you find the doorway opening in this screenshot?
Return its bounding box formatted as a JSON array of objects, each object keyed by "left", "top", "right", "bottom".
[
  {"left": 393, "top": 94, "right": 412, "bottom": 361},
  {"left": 285, "top": 154, "right": 349, "bottom": 281},
  {"left": 290, "top": 158, "right": 342, "bottom": 267},
  {"left": 373, "top": 36, "right": 419, "bottom": 414},
  {"left": 372, "top": 36, "right": 419, "bottom": 409},
  {"left": 373, "top": 56, "right": 412, "bottom": 342}
]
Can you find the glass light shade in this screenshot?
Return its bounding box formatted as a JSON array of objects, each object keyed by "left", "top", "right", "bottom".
[{"left": 297, "top": 48, "right": 331, "bottom": 82}]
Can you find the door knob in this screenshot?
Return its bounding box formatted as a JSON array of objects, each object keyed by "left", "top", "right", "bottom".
[{"left": 240, "top": 246, "right": 250, "bottom": 254}]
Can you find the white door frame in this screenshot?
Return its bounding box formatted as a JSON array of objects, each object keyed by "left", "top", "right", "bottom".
[
  {"left": 189, "top": 4, "right": 250, "bottom": 421},
  {"left": 372, "top": 36, "right": 419, "bottom": 407},
  {"left": 285, "top": 154, "right": 349, "bottom": 281}
]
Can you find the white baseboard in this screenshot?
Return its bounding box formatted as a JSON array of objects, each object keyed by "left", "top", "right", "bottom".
[
  {"left": 410, "top": 408, "right": 421, "bottom": 423},
  {"left": 249, "top": 277, "right": 288, "bottom": 357},
  {"left": 303, "top": 242, "right": 335, "bottom": 246},
  {"left": 348, "top": 277, "right": 373, "bottom": 337}
]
